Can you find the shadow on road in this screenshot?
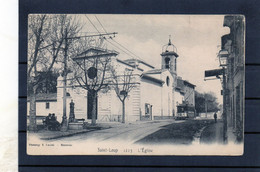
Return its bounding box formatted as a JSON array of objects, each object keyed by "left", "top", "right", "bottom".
[
  {"left": 135, "top": 119, "right": 215, "bottom": 145},
  {"left": 200, "top": 120, "right": 224, "bottom": 144}
]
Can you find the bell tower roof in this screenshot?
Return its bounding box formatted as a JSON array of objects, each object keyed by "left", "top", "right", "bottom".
[{"left": 161, "top": 35, "right": 179, "bottom": 57}]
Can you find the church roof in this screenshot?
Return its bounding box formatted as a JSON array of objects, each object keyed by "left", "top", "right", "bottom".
[
  {"left": 124, "top": 58, "right": 155, "bottom": 69},
  {"left": 143, "top": 69, "right": 168, "bottom": 74},
  {"left": 73, "top": 47, "right": 119, "bottom": 60},
  {"left": 116, "top": 59, "right": 144, "bottom": 71},
  {"left": 161, "top": 51, "right": 179, "bottom": 57},
  {"left": 141, "top": 74, "right": 165, "bottom": 85},
  {"left": 161, "top": 37, "right": 179, "bottom": 57}
]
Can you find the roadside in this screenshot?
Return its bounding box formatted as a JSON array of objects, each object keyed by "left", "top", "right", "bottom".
[{"left": 136, "top": 119, "right": 215, "bottom": 145}]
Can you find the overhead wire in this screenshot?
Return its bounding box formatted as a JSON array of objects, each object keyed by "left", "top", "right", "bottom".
[
  {"left": 85, "top": 15, "right": 101, "bottom": 34},
  {"left": 86, "top": 14, "right": 146, "bottom": 62},
  {"left": 94, "top": 15, "right": 108, "bottom": 33},
  {"left": 105, "top": 38, "right": 137, "bottom": 59},
  {"left": 110, "top": 38, "right": 143, "bottom": 61},
  {"left": 94, "top": 15, "right": 146, "bottom": 62}
]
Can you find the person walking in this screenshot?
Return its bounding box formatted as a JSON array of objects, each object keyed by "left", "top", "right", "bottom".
[{"left": 214, "top": 112, "right": 217, "bottom": 123}]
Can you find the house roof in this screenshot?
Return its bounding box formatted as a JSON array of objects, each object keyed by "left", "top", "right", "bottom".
[
  {"left": 27, "top": 93, "right": 57, "bottom": 102},
  {"left": 175, "top": 78, "right": 195, "bottom": 93},
  {"left": 176, "top": 78, "right": 184, "bottom": 89},
  {"left": 183, "top": 80, "right": 196, "bottom": 88},
  {"left": 175, "top": 78, "right": 185, "bottom": 94}
]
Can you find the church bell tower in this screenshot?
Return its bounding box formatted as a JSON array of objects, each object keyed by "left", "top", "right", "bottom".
[
  {"left": 161, "top": 36, "right": 179, "bottom": 76},
  {"left": 161, "top": 36, "right": 179, "bottom": 117}
]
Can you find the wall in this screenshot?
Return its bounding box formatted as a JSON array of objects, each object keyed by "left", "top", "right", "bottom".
[
  {"left": 199, "top": 112, "right": 221, "bottom": 119},
  {"left": 27, "top": 101, "right": 57, "bottom": 117},
  {"left": 161, "top": 71, "right": 174, "bottom": 117},
  {"left": 140, "top": 78, "right": 162, "bottom": 118}
]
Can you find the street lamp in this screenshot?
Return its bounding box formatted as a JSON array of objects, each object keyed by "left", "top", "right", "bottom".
[
  {"left": 218, "top": 50, "right": 228, "bottom": 67},
  {"left": 218, "top": 49, "right": 228, "bottom": 144}
]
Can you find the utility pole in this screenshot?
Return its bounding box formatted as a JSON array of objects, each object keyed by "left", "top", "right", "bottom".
[
  {"left": 61, "top": 29, "right": 68, "bottom": 131},
  {"left": 223, "top": 67, "right": 227, "bottom": 143}
]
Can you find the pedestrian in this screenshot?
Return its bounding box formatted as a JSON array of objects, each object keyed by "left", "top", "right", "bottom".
[{"left": 214, "top": 112, "right": 217, "bottom": 123}]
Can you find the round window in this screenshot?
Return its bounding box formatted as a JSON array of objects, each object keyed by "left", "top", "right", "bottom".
[{"left": 166, "top": 76, "right": 170, "bottom": 86}]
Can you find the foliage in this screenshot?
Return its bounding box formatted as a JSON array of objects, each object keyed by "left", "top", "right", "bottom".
[
  {"left": 34, "top": 70, "right": 59, "bottom": 95},
  {"left": 27, "top": 14, "right": 81, "bottom": 92},
  {"left": 195, "top": 91, "right": 219, "bottom": 113},
  {"left": 27, "top": 14, "right": 83, "bottom": 131}
]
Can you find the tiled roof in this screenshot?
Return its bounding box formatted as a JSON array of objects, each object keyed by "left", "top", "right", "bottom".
[
  {"left": 124, "top": 58, "right": 155, "bottom": 69},
  {"left": 27, "top": 93, "right": 57, "bottom": 102},
  {"left": 176, "top": 78, "right": 185, "bottom": 90},
  {"left": 183, "top": 80, "right": 196, "bottom": 88},
  {"left": 141, "top": 74, "right": 164, "bottom": 85},
  {"left": 143, "top": 69, "right": 168, "bottom": 74}
]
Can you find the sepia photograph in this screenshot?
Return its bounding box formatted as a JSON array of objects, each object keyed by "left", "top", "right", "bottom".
[{"left": 26, "top": 14, "right": 245, "bottom": 155}]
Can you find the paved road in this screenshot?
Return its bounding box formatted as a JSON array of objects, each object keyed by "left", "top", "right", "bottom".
[
  {"left": 200, "top": 120, "right": 224, "bottom": 144},
  {"left": 58, "top": 120, "right": 183, "bottom": 144}
]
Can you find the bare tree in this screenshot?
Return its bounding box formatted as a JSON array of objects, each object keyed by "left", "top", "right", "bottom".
[
  {"left": 28, "top": 14, "right": 52, "bottom": 131},
  {"left": 110, "top": 67, "right": 136, "bottom": 123},
  {"left": 27, "top": 14, "right": 82, "bottom": 131},
  {"left": 72, "top": 47, "right": 117, "bottom": 125}
]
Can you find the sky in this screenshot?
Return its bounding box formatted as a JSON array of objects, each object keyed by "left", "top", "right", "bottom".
[{"left": 77, "top": 14, "right": 230, "bottom": 103}]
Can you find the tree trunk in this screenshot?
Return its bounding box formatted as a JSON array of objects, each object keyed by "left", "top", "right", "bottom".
[
  {"left": 29, "top": 86, "right": 37, "bottom": 131},
  {"left": 91, "top": 90, "right": 97, "bottom": 125},
  {"left": 122, "top": 101, "right": 125, "bottom": 123}
]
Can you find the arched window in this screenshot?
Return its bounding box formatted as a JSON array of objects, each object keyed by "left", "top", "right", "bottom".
[
  {"left": 165, "top": 57, "right": 170, "bottom": 69},
  {"left": 166, "top": 76, "right": 170, "bottom": 86}
]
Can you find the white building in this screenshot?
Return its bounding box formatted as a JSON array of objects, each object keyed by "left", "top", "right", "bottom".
[{"left": 27, "top": 39, "right": 196, "bottom": 123}]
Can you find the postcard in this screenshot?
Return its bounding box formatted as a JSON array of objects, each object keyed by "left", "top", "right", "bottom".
[{"left": 26, "top": 14, "right": 244, "bottom": 155}]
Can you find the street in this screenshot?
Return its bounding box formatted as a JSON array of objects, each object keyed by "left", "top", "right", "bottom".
[{"left": 49, "top": 119, "right": 221, "bottom": 145}]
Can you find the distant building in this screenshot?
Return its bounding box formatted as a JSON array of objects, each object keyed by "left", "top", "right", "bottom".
[{"left": 27, "top": 39, "right": 196, "bottom": 123}]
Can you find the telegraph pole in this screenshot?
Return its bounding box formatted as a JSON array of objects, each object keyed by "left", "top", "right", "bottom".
[
  {"left": 222, "top": 67, "right": 227, "bottom": 143},
  {"left": 61, "top": 29, "right": 68, "bottom": 131}
]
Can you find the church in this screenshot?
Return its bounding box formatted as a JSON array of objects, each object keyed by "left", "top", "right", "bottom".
[{"left": 27, "top": 38, "right": 196, "bottom": 123}]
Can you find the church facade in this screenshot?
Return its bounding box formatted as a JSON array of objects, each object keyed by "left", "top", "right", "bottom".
[{"left": 27, "top": 39, "right": 196, "bottom": 123}]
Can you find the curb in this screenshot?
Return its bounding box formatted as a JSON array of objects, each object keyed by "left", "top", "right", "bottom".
[
  {"left": 41, "top": 129, "right": 96, "bottom": 140},
  {"left": 193, "top": 126, "right": 207, "bottom": 144}
]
